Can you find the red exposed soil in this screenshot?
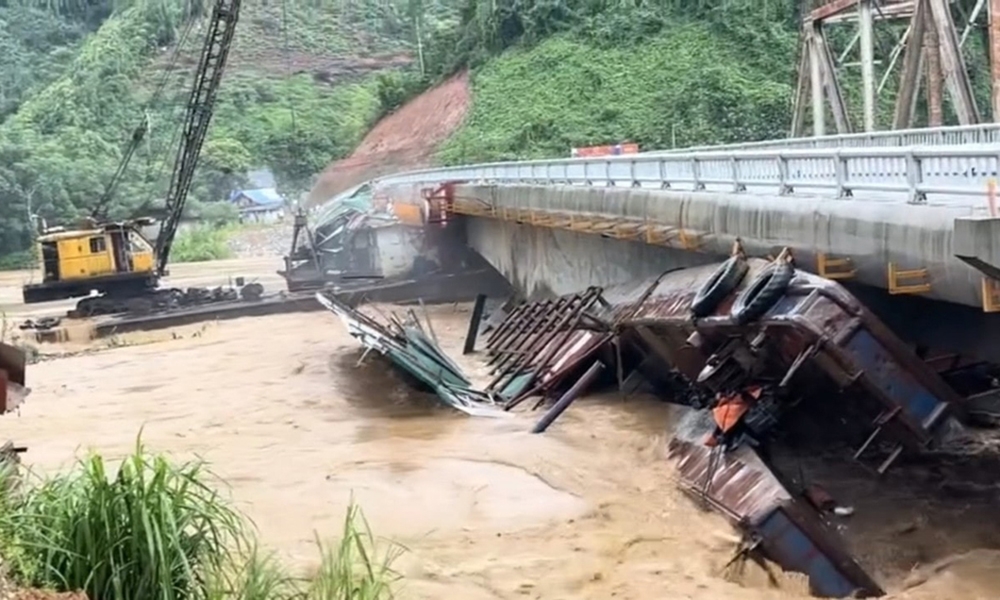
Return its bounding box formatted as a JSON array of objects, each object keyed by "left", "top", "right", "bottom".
[{"left": 306, "top": 70, "right": 471, "bottom": 206}]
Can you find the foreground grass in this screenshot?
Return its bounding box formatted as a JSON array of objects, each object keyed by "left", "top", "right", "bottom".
[{"left": 0, "top": 439, "right": 402, "bottom": 600}]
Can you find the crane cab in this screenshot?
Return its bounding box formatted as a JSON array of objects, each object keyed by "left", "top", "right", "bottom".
[{"left": 22, "top": 220, "right": 158, "bottom": 304}]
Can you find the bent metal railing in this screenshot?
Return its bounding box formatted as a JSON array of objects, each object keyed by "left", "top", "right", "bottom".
[{"left": 376, "top": 144, "right": 1000, "bottom": 205}]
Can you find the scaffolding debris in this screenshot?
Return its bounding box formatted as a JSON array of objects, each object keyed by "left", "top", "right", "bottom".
[
  {"left": 315, "top": 290, "right": 507, "bottom": 417},
  {"left": 484, "top": 287, "right": 611, "bottom": 408}
]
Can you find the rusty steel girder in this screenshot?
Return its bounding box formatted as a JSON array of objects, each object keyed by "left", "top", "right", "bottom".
[
  {"left": 0, "top": 342, "right": 26, "bottom": 414},
  {"left": 600, "top": 258, "right": 971, "bottom": 597},
  {"left": 616, "top": 259, "right": 962, "bottom": 463}
]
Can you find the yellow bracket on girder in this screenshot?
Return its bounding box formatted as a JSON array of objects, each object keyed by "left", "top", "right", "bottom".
[
  {"left": 817, "top": 253, "right": 856, "bottom": 280},
  {"left": 982, "top": 278, "right": 1000, "bottom": 313},
  {"left": 888, "top": 262, "right": 931, "bottom": 295},
  {"left": 677, "top": 229, "right": 701, "bottom": 251},
  {"left": 611, "top": 223, "right": 643, "bottom": 239},
  {"left": 645, "top": 226, "right": 674, "bottom": 245}
]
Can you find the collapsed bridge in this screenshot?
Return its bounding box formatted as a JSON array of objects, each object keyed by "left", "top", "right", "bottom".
[
  {"left": 319, "top": 136, "right": 1000, "bottom": 367},
  {"left": 293, "top": 123, "right": 1000, "bottom": 598}
]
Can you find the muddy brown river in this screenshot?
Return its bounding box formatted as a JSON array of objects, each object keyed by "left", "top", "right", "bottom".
[{"left": 9, "top": 304, "right": 1000, "bottom": 599}]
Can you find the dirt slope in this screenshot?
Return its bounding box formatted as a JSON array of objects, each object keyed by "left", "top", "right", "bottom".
[{"left": 307, "top": 70, "right": 470, "bottom": 206}]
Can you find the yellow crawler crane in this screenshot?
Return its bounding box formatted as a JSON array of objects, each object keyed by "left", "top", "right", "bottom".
[
  {"left": 23, "top": 219, "right": 158, "bottom": 305},
  {"left": 20, "top": 0, "right": 242, "bottom": 316}
]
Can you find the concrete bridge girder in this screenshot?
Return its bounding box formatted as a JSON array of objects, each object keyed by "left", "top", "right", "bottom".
[
  {"left": 372, "top": 181, "right": 1000, "bottom": 362},
  {"left": 440, "top": 183, "right": 990, "bottom": 310}
]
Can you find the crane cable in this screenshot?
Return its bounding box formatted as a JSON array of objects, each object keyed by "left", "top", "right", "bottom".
[
  {"left": 128, "top": 14, "right": 204, "bottom": 220},
  {"left": 95, "top": 11, "right": 200, "bottom": 220},
  {"left": 280, "top": 0, "right": 300, "bottom": 195}
]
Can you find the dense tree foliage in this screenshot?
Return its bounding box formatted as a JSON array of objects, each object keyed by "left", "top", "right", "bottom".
[
  {"left": 2, "top": 0, "right": 992, "bottom": 264},
  {"left": 0, "top": 0, "right": 397, "bottom": 261},
  {"left": 420, "top": 0, "right": 801, "bottom": 161}
]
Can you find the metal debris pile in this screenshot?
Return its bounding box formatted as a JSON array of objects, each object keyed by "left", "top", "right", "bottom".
[
  {"left": 315, "top": 290, "right": 506, "bottom": 417},
  {"left": 0, "top": 342, "right": 29, "bottom": 466},
  {"left": 0, "top": 342, "right": 28, "bottom": 414},
  {"left": 317, "top": 244, "right": 1000, "bottom": 598},
  {"left": 483, "top": 286, "right": 612, "bottom": 408},
  {"left": 468, "top": 250, "right": 979, "bottom": 598}
]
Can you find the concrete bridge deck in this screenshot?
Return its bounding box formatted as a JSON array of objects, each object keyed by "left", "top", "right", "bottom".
[
  {"left": 364, "top": 179, "right": 1000, "bottom": 363},
  {"left": 379, "top": 181, "right": 1000, "bottom": 310},
  {"left": 349, "top": 138, "right": 1000, "bottom": 306}
]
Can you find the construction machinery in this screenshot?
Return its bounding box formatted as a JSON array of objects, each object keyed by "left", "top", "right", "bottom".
[{"left": 21, "top": 0, "right": 242, "bottom": 316}]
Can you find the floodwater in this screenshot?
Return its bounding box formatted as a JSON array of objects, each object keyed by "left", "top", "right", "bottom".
[{"left": 8, "top": 304, "right": 1000, "bottom": 599}]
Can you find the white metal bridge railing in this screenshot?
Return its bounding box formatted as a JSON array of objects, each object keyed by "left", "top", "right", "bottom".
[
  {"left": 377, "top": 144, "right": 1000, "bottom": 205},
  {"left": 649, "top": 123, "right": 1000, "bottom": 154}
]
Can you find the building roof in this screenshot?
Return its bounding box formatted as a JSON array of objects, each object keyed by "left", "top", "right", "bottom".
[
  {"left": 241, "top": 203, "right": 285, "bottom": 213},
  {"left": 233, "top": 188, "right": 284, "bottom": 208}
]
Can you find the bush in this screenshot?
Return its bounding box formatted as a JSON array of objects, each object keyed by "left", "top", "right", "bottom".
[
  {"left": 375, "top": 69, "right": 428, "bottom": 118},
  {"left": 170, "top": 225, "right": 233, "bottom": 263},
  {"left": 0, "top": 438, "right": 403, "bottom": 600},
  {"left": 0, "top": 250, "right": 37, "bottom": 272}
]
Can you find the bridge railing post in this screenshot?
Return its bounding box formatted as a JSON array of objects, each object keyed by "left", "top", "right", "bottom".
[
  {"left": 777, "top": 154, "right": 792, "bottom": 195},
  {"left": 834, "top": 151, "right": 851, "bottom": 198},
  {"left": 906, "top": 150, "right": 926, "bottom": 204},
  {"left": 659, "top": 158, "right": 670, "bottom": 189},
  {"left": 730, "top": 156, "right": 746, "bottom": 193},
  {"left": 692, "top": 157, "right": 705, "bottom": 191}
]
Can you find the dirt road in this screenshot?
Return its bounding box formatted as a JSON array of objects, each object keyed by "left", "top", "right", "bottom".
[{"left": 6, "top": 259, "right": 1000, "bottom": 600}]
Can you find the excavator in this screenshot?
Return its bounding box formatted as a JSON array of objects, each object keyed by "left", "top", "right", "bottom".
[{"left": 21, "top": 0, "right": 244, "bottom": 317}]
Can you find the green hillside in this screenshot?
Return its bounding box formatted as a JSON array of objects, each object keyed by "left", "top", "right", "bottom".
[
  {"left": 2, "top": 0, "right": 995, "bottom": 265},
  {"left": 433, "top": 0, "right": 996, "bottom": 164},
  {"left": 0, "top": 0, "right": 421, "bottom": 264},
  {"left": 423, "top": 0, "right": 800, "bottom": 163},
  {"left": 439, "top": 26, "right": 794, "bottom": 163}
]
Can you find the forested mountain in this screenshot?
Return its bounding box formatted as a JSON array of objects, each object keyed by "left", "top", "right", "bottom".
[
  {"left": 1, "top": 0, "right": 993, "bottom": 265},
  {"left": 0, "top": 0, "right": 428, "bottom": 264}
]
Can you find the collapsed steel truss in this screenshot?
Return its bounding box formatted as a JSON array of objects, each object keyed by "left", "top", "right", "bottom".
[{"left": 792, "top": 0, "right": 997, "bottom": 135}]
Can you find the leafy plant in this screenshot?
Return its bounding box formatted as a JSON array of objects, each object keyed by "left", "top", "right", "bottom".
[
  {"left": 375, "top": 69, "right": 428, "bottom": 118},
  {"left": 167, "top": 224, "right": 233, "bottom": 263},
  {"left": 0, "top": 437, "right": 405, "bottom": 600},
  {"left": 0, "top": 439, "right": 245, "bottom": 600},
  {"left": 306, "top": 505, "right": 405, "bottom": 600}
]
